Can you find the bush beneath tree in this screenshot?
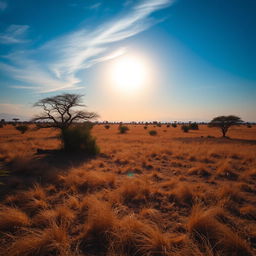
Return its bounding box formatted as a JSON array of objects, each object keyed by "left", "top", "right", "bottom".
[{"left": 61, "top": 125, "right": 99, "bottom": 155}]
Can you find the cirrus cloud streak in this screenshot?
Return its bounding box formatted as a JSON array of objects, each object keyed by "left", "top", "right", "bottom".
[{"left": 0, "top": 0, "right": 175, "bottom": 93}]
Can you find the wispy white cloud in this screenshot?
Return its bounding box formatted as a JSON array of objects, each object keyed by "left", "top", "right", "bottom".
[
  {"left": 0, "top": 1, "right": 7, "bottom": 11},
  {"left": 0, "top": 24, "right": 29, "bottom": 44},
  {"left": 124, "top": 0, "right": 133, "bottom": 7},
  {"left": 89, "top": 2, "right": 102, "bottom": 10},
  {"left": 1, "top": 0, "right": 175, "bottom": 93}
]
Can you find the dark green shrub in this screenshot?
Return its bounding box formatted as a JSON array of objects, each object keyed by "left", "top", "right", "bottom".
[
  {"left": 119, "top": 125, "right": 129, "bottom": 134},
  {"left": 157, "top": 123, "right": 161, "bottom": 127},
  {"left": 188, "top": 122, "right": 199, "bottom": 130},
  {"left": 181, "top": 125, "right": 189, "bottom": 133},
  {"left": 149, "top": 130, "right": 157, "bottom": 136},
  {"left": 172, "top": 123, "right": 177, "bottom": 128},
  {"left": 15, "top": 125, "right": 29, "bottom": 134},
  {"left": 104, "top": 125, "right": 110, "bottom": 129},
  {"left": 61, "top": 126, "right": 99, "bottom": 155},
  {"left": 144, "top": 126, "right": 148, "bottom": 130}
]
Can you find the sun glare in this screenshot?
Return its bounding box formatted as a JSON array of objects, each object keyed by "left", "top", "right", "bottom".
[{"left": 110, "top": 55, "right": 148, "bottom": 94}]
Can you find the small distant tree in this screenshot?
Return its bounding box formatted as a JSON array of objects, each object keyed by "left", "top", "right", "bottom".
[
  {"left": 119, "top": 125, "right": 129, "bottom": 134},
  {"left": 16, "top": 125, "right": 29, "bottom": 134},
  {"left": 181, "top": 125, "right": 189, "bottom": 133},
  {"left": 208, "top": 115, "right": 243, "bottom": 137},
  {"left": 188, "top": 122, "right": 199, "bottom": 130},
  {"left": 12, "top": 118, "right": 19, "bottom": 126},
  {"left": 172, "top": 122, "right": 177, "bottom": 128}
]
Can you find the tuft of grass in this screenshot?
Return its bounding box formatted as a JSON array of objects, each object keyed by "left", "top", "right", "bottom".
[
  {"left": 218, "top": 184, "right": 243, "bottom": 203},
  {"left": 112, "top": 215, "right": 175, "bottom": 256},
  {"left": 239, "top": 205, "right": 256, "bottom": 220},
  {"left": 79, "top": 197, "right": 116, "bottom": 254},
  {"left": 118, "top": 178, "right": 151, "bottom": 204},
  {"left": 27, "top": 183, "right": 46, "bottom": 200},
  {"left": 66, "top": 195, "right": 81, "bottom": 210},
  {"left": 59, "top": 169, "right": 116, "bottom": 192},
  {"left": 6, "top": 222, "right": 71, "bottom": 256},
  {"left": 188, "top": 205, "right": 252, "bottom": 256},
  {"left": 169, "top": 182, "right": 194, "bottom": 206},
  {"left": 0, "top": 206, "right": 31, "bottom": 230},
  {"left": 188, "top": 166, "right": 211, "bottom": 177},
  {"left": 216, "top": 161, "right": 238, "bottom": 180},
  {"left": 242, "top": 168, "right": 256, "bottom": 180},
  {"left": 34, "top": 205, "right": 75, "bottom": 226}
]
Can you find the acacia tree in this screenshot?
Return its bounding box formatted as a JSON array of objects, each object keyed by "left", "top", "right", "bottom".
[
  {"left": 32, "top": 93, "right": 98, "bottom": 131},
  {"left": 12, "top": 118, "right": 19, "bottom": 123},
  {"left": 208, "top": 115, "right": 243, "bottom": 137}
]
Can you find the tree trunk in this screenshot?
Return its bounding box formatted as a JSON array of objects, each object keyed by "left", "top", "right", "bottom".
[{"left": 221, "top": 127, "right": 226, "bottom": 137}]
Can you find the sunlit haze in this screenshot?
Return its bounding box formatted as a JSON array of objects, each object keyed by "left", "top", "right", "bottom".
[{"left": 110, "top": 55, "right": 148, "bottom": 95}]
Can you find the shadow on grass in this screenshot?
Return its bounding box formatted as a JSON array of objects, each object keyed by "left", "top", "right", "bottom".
[
  {"left": 35, "top": 148, "right": 96, "bottom": 169},
  {"left": 0, "top": 149, "right": 98, "bottom": 198},
  {"left": 174, "top": 137, "right": 256, "bottom": 145}
]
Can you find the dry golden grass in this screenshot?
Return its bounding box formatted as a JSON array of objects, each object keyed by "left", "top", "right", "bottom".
[
  {"left": 0, "top": 124, "right": 256, "bottom": 255},
  {"left": 4, "top": 222, "right": 71, "bottom": 256},
  {"left": 188, "top": 205, "right": 253, "bottom": 255},
  {"left": 0, "top": 206, "right": 30, "bottom": 230}
]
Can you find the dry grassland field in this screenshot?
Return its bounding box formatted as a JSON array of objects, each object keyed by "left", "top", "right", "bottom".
[{"left": 0, "top": 124, "right": 256, "bottom": 256}]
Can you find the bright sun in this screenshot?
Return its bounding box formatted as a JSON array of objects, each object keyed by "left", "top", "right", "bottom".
[{"left": 110, "top": 56, "right": 147, "bottom": 94}]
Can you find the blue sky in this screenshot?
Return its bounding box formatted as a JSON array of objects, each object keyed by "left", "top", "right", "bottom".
[{"left": 0, "top": 0, "right": 255, "bottom": 121}]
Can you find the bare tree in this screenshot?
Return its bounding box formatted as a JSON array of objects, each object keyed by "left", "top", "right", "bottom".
[
  {"left": 32, "top": 93, "right": 98, "bottom": 130},
  {"left": 208, "top": 115, "right": 243, "bottom": 137}
]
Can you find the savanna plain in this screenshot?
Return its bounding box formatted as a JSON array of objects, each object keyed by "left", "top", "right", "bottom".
[{"left": 0, "top": 124, "right": 256, "bottom": 256}]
